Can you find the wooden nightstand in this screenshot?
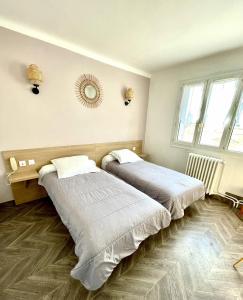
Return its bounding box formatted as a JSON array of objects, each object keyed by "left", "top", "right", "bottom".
[
  {"left": 138, "top": 153, "right": 148, "bottom": 160},
  {"left": 8, "top": 171, "right": 47, "bottom": 205},
  {"left": 8, "top": 170, "right": 39, "bottom": 184}
]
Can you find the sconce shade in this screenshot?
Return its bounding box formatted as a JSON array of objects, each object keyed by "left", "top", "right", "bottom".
[
  {"left": 27, "top": 64, "right": 43, "bottom": 85},
  {"left": 125, "top": 88, "right": 134, "bottom": 101}
]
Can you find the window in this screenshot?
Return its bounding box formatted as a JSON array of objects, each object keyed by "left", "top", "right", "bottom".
[
  {"left": 199, "top": 79, "right": 239, "bottom": 147},
  {"left": 174, "top": 74, "right": 243, "bottom": 153},
  {"left": 228, "top": 92, "right": 243, "bottom": 152},
  {"left": 177, "top": 83, "right": 204, "bottom": 143}
]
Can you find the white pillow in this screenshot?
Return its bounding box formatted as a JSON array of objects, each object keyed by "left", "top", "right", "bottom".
[
  {"left": 51, "top": 155, "right": 100, "bottom": 179},
  {"left": 39, "top": 164, "right": 57, "bottom": 179},
  {"left": 110, "top": 149, "right": 143, "bottom": 164}
]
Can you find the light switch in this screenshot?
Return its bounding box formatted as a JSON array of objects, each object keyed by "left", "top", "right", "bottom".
[
  {"left": 132, "top": 146, "right": 136, "bottom": 151},
  {"left": 19, "top": 160, "right": 27, "bottom": 167},
  {"left": 28, "top": 159, "right": 35, "bottom": 165}
]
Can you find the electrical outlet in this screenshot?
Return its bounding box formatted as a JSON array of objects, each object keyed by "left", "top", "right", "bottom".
[
  {"left": 132, "top": 146, "right": 136, "bottom": 151},
  {"left": 19, "top": 160, "right": 27, "bottom": 167},
  {"left": 28, "top": 159, "right": 35, "bottom": 165}
]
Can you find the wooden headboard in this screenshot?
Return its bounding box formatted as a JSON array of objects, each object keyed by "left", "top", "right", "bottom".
[{"left": 2, "top": 140, "right": 143, "bottom": 205}]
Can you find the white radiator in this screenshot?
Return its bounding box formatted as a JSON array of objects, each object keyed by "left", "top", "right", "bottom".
[
  {"left": 185, "top": 153, "right": 223, "bottom": 194},
  {"left": 185, "top": 153, "right": 240, "bottom": 207}
]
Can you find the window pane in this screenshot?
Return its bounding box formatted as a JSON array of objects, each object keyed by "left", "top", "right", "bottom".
[
  {"left": 200, "top": 79, "right": 239, "bottom": 147},
  {"left": 228, "top": 93, "right": 243, "bottom": 152},
  {"left": 177, "top": 83, "right": 204, "bottom": 143}
]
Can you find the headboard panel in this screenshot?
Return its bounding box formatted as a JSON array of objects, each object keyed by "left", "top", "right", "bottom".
[
  {"left": 2, "top": 140, "right": 143, "bottom": 205},
  {"left": 3, "top": 144, "right": 97, "bottom": 174}
]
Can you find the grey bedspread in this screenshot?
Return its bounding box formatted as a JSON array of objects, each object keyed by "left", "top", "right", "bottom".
[
  {"left": 105, "top": 161, "right": 205, "bottom": 220},
  {"left": 39, "top": 170, "right": 171, "bottom": 290}
]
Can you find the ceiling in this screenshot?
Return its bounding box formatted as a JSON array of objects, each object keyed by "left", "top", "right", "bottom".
[{"left": 1, "top": 0, "right": 243, "bottom": 77}]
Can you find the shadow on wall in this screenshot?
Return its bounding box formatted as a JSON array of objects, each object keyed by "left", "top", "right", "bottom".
[{"left": 121, "top": 87, "right": 127, "bottom": 105}]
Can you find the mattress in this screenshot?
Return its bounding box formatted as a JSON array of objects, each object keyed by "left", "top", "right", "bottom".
[
  {"left": 104, "top": 160, "right": 205, "bottom": 220},
  {"left": 39, "top": 170, "right": 171, "bottom": 290}
]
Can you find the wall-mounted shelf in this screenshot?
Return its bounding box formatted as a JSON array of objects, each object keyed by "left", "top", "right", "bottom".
[{"left": 9, "top": 170, "right": 39, "bottom": 184}]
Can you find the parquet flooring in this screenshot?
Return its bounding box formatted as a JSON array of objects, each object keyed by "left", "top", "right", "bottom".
[{"left": 0, "top": 197, "right": 242, "bottom": 299}]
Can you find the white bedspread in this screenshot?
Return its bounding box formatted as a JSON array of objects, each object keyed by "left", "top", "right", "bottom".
[
  {"left": 103, "top": 160, "right": 205, "bottom": 220},
  {"left": 39, "top": 170, "right": 171, "bottom": 290}
]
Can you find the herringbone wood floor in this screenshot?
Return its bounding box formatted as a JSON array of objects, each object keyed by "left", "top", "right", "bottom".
[{"left": 0, "top": 197, "right": 242, "bottom": 300}]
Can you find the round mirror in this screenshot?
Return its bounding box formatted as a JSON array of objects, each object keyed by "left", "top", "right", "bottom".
[
  {"left": 75, "top": 74, "right": 103, "bottom": 108},
  {"left": 84, "top": 84, "right": 97, "bottom": 100}
]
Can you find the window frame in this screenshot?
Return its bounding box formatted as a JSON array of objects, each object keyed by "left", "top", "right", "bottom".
[
  {"left": 224, "top": 81, "right": 243, "bottom": 152},
  {"left": 171, "top": 71, "right": 243, "bottom": 156}
]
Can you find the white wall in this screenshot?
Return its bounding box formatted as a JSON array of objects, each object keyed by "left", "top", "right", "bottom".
[
  {"left": 0, "top": 27, "right": 150, "bottom": 203},
  {"left": 145, "top": 47, "right": 243, "bottom": 197}
]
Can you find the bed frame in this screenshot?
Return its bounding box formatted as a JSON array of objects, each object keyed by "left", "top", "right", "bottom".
[{"left": 2, "top": 140, "right": 143, "bottom": 205}]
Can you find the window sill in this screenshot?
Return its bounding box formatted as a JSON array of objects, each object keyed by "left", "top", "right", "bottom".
[{"left": 171, "top": 142, "right": 243, "bottom": 160}]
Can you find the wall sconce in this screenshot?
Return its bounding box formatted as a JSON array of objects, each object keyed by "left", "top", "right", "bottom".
[
  {"left": 27, "top": 64, "right": 43, "bottom": 94},
  {"left": 124, "top": 88, "right": 134, "bottom": 106}
]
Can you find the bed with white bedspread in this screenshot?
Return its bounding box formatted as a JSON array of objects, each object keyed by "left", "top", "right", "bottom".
[
  {"left": 39, "top": 170, "right": 171, "bottom": 290},
  {"left": 102, "top": 155, "right": 205, "bottom": 220}
]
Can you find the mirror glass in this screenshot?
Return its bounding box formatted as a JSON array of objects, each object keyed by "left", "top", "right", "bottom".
[{"left": 84, "top": 85, "right": 97, "bottom": 100}]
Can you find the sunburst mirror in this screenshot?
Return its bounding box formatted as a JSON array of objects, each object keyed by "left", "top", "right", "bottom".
[{"left": 75, "top": 74, "right": 103, "bottom": 108}]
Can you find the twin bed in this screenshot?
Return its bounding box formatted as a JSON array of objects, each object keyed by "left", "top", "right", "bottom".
[
  {"left": 38, "top": 149, "right": 205, "bottom": 290},
  {"left": 103, "top": 159, "right": 205, "bottom": 220}
]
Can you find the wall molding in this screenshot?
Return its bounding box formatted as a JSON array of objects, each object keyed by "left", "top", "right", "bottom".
[{"left": 0, "top": 18, "right": 151, "bottom": 78}]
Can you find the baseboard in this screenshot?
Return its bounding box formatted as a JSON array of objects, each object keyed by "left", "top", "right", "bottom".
[
  {"left": 0, "top": 200, "right": 15, "bottom": 207},
  {"left": 226, "top": 192, "right": 243, "bottom": 200}
]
